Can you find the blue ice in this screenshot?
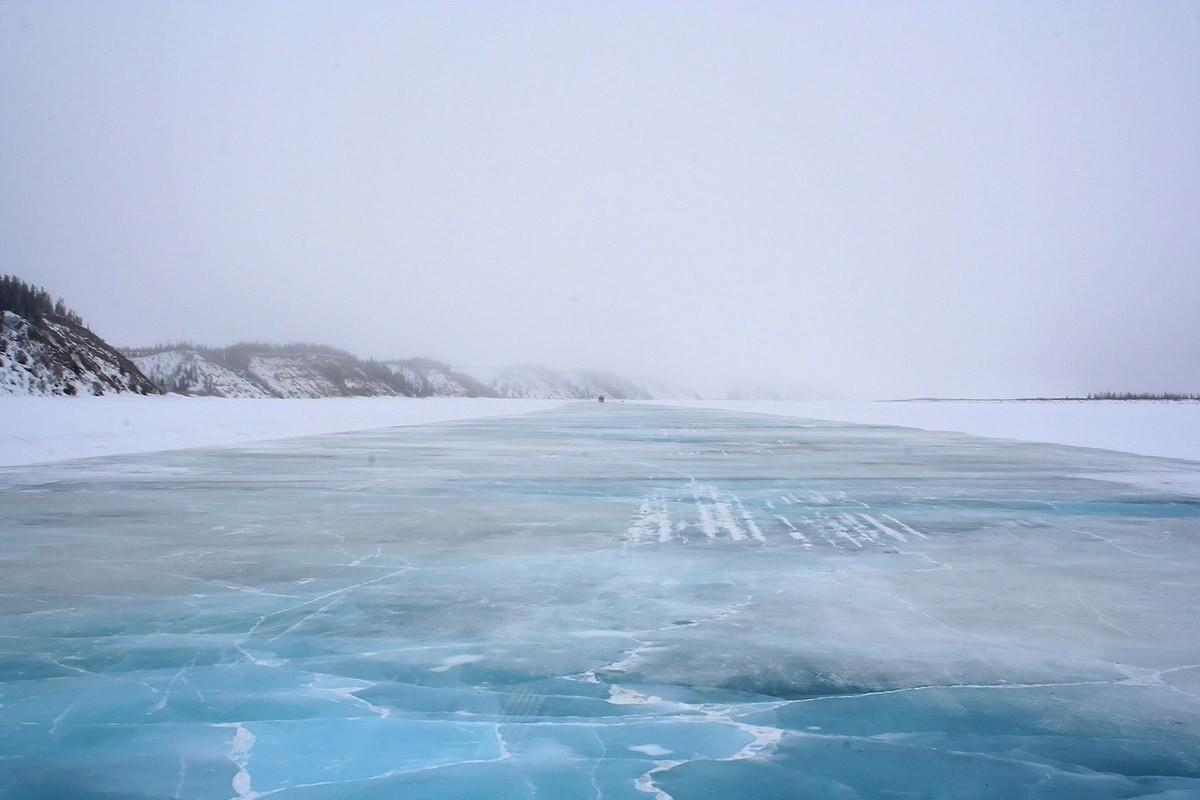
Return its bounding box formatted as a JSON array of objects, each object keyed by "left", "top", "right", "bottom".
[{"left": 1, "top": 404, "right": 1198, "bottom": 798}]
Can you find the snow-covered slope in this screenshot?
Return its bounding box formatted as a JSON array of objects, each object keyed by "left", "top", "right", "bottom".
[
  {"left": 384, "top": 358, "right": 493, "bottom": 398},
  {"left": 244, "top": 353, "right": 395, "bottom": 398},
  {"left": 0, "top": 310, "right": 159, "bottom": 396},
  {"left": 128, "top": 345, "right": 403, "bottom": 398},
  {"left": 133, "top": 349, "right": 270, "bottom": 398}
]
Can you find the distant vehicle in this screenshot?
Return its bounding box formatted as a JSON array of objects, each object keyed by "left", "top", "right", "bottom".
[{"left": 598, "top": 394, "right": 605, "bottom": 403}]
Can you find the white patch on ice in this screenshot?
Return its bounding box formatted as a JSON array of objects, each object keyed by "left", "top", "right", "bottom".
[
  {"left": 311, "top": 681, "right": 391, "bottom": 718},
  {"left": 630, "top": 744, "right": 672, "bottom": 756},
  {"left": 608, "top": 685, "right": 664, "bottom": 705},
  {"left": 818, "top": 513, "right": 863, "bottom": 548},
  {"left": 655, "top": 500, "right": 673, "bottom": 542},
  {"left": 774, "top": 514, "right": 811, "bottom": 545},
  {"left": 49, "top": 702, "right": 75, "bottom": 737},
  {"left": 628, "top": 496, "right": 675, "bottom": 543},
  {"left": 216, "top": 723, "right": 258, "bottom": 800},
  {"left": 628, "top": 500, "right": 653, "bottom": 541},
  {"left": 734, "top": 497, "right": 766, "bottom": 542},
  {"left": 729, "top": 723, "right": 784, "bottom": 760},
  {"left": 858, "top": 513, "right": 908, "bottom": 542},
  {"left": 881, "top": 512, "right": 928, "bottom": 539},
  {"left": 568, "top": 629, "right": 635, "bottom": 638},
  {"left": 840, "top": 513, "right": 880, "bottom": 543},
  {"left": 430, "top": 654, "right": 484, "bottom": 672},
  {"left": 692, "top": 485, "right": 719, "bottom": 539},
  {"left": 714, "top": 502, "right": 745, "bottom": 540},
  {"left": 698, "top": 486, "right": 745, "bottom": 541},
  {"left": 634, "top": 760, "right": 684, "bottom": 800}
]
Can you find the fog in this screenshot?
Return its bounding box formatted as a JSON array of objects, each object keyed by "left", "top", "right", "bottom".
[{"left": 2, "top": 2, "right": 1197, "bottom": 398}]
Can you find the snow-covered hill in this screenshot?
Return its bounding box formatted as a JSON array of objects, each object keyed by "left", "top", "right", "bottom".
[
  {"left": 127, "top": 345, "right": 503, "bottom": 399},
  {"left": 127, "top": 344, "right": 412, "bottom": 398},
  {"left": 0, "top": 310, "right": 159, "bottom": 396},
  {"left": 241, "top": 352, "right": 395, "bottom": 398},
  {"left": 133, "top": 349, "right": 271, "bottom": 398},
  {"left": 383, "top": 359, "right": 494, "bottom": 398}
]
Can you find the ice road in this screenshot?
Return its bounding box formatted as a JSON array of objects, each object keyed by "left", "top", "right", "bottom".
[{"left": 1, "top": 403, "right": 1198, "bottom": 799}]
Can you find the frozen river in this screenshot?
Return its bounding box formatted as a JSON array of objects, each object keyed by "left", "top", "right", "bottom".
[{"left": 1, "top": 403, "right": 1198, "bottom": 799}]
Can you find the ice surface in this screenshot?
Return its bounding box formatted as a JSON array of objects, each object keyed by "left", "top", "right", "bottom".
[{"left": 0, "top": 404, "right": 1198, "bottom": 799}]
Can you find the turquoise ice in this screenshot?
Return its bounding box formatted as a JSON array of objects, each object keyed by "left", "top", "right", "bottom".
[{"left": 1, "top": 404, "right": 1198, "bottom": 798}]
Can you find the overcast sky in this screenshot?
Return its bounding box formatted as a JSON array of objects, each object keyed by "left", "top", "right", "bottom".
[{"left": 2, "top": 2, "right": 1197, "bottom": 398}]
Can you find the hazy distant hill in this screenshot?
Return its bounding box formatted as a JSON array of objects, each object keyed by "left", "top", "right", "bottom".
[
  {"left": 482, "top": 364, "right": 699, "bottom": 400},
  {"left": 0, "top": 276, "right": 160, "bottom": 396}
]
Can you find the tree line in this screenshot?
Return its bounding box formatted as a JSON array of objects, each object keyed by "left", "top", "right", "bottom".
[
  {"left": 1086, "top": 391, "right": 1200, "bottom": 401},
  {"left": 0, "top": 275, "right": 83, "bottom": 326}
]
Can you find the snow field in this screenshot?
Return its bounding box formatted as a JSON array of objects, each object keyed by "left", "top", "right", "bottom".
[{"left": 0, "top": 395, "right": 567, "bottom": 466}]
